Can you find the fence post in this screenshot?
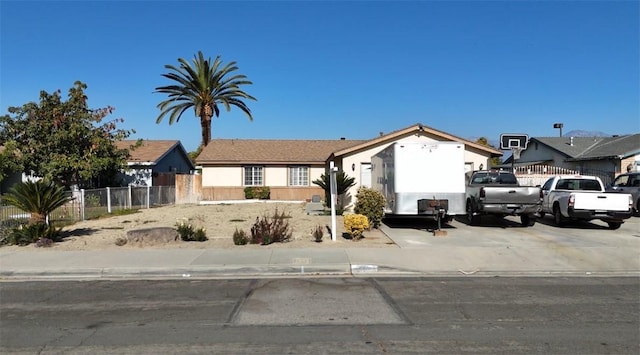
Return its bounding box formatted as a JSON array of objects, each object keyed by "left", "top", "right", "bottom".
[
  {"left": 81, "top": 189, "right": 85, "bottom": 221},
  {"left": 107, "top": 187, "right": 111, "bottom": 214},
  {"left": 128, "top": 185, "right": 132, "bottom": 209},
  {"left": 146, "top": 185, "right": 150, "bottom": 209},
  {"left": 159, "top": 185, "right": 162, "bottom": 205}
]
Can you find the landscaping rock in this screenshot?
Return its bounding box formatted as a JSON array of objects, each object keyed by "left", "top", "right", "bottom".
[{"left": 126, "top": 227, "right": 179, "bottom": 246}]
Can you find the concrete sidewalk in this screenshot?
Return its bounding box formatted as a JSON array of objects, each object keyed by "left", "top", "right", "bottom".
[{"left": 2, "top": 218, "right": 639, "bottom": 280}]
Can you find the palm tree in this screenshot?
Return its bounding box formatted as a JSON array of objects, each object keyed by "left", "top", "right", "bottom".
[
  {"left": 3, "top": 180, "right": 72, "bottom": 225},
  {"left": 155, "top": 51, "right": 257, "bottom": 147}
]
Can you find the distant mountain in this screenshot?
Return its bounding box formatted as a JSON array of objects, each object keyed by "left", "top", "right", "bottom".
[{"left": 562, "top": 130, "right": 610, "bottom": 137}]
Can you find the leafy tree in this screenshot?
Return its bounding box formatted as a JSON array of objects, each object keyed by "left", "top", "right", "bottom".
[
  {"left": 475, "top": 137, "right": 502, "bottom": 168},
  {"left": 155, "top": 51, "right": 257, "bottom": 147},
  {"left": 188, "top": 144, "right": 203, "bottom": 165},
  {"left": 0, "top": 81, "right": 134, "bottom": 188},
  {"left": 0, "top": 141, "right": 22, "bottom": 184},
  {"left": 312, "top": 171, "right": 356, "bottom": 211},
  {"left": 3, "top": 180, "right": 72, "bottom": 225}
]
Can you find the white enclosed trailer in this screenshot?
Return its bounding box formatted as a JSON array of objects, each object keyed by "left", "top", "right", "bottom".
[{"left": 371, "top": 142, "right": 466, "bottom": 219}]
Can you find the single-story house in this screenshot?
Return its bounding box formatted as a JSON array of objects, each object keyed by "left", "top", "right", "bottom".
[
  {"left": 116, "top": 140, "right": 195, "bottom": 186},
  {"left": 505, "top": 134, "right": 640, "bottom": 175},
  {"left": 196, "top": 123, "right": 503, "bottom": 206}
]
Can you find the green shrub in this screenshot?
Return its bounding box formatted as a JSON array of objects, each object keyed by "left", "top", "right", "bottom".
[
  {"left": 250, "top": 208, "right": 292, "bottom": 245},
  {"left": 233, "top": 228, "right": 249, "bottom": 245},
  {"left": 354, "top": 187, "right": 385, "bottom": 229},
  {"left": 0, "top": 219, "right": 27, "bottom": 245},
  {"left": 175, "top": 220, "right": 208, "bottom": 242},
  {"left": 244, "top": 186, "right": 270, "bottom": 199},
  {"left": 84, "top": 194, "right": 101, "bottom": 208},
  {"left": 4, "top": 222, "right": 62, "bottom": 246}
]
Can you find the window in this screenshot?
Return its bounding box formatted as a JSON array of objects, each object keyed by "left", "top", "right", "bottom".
[
  {"left": 244, "top": 166, "right": 263, "bottom": 186},
  {"left": 289, "top": 166, "right": 309, "bottom": 186}
]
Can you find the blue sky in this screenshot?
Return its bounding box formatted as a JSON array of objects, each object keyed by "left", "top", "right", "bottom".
[{"left": 1, "top": 0, "right": 638, "bottom": 153}]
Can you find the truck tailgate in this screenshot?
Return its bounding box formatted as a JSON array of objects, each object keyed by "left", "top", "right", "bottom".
[
  {"left": 483, "top": 186, "right": 540, "bottom": 204},
  {"left": 573, "top": 192, "right": 631, "bottom": 212}
]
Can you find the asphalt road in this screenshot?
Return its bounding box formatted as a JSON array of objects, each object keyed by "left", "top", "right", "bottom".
[{"left": 1, "top": 277, "right": 638, "bottom": 354}]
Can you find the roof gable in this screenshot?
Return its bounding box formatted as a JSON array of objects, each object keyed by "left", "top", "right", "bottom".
[
  {"left": 331, "top": 123, "right": 503, "bottom": 157},
  {"left": 116, "top": 140, "right": 194, "bottom": 169}
]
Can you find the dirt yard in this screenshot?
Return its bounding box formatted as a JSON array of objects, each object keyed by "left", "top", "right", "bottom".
[{"left": 2, "top": 202, "right": 396, "bottom": 251}]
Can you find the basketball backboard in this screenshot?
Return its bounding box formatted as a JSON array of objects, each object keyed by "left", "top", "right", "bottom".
[{"left": 500, "top": 133, "right": 529, "bottom": 150}]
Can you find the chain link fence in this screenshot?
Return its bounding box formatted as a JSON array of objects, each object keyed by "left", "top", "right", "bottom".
[{"left": 1, "top": 186, "right": 176, "bottom": 225}]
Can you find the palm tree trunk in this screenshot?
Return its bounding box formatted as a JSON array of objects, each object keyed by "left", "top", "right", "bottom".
[
  {"left": 29, "top": 212, "right": 46, "bottom": 225},
  {"left": 200, "top": 113, "right": 212, "bottom": 147}
]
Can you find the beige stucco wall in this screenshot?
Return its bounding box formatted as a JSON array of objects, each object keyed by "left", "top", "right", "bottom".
[
  {"left": 310, "top": 166, "right": 325, "bottom": 183},
  {"left": 202, "top": 164, "right": 327, "bottom": 188},
  {"left": 202, "top": 167, "right": 241, "bottom": 186},
  {"left": 265, "top": 167, "right": 287, "bottom": 186}
]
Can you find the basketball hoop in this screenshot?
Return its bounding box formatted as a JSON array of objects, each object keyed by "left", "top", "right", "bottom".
[{"left": 512, "top": 147, "right": 523, "bottom": 160}]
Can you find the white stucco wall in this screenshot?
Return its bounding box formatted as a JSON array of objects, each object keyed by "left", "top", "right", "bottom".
[
  {"left": 464, "top": 149, "right": 491, "bottom": 172},
  {"left": 337, "top": 135, "right": 499, "bottom": 210}
]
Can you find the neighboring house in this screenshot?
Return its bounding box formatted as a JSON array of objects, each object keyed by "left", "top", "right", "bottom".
[
  {"left": 196, "top": 123, "right": 503, "bottom": 205},
  {"left": 116, "top": 140, "right": 195, "bottom": 186},
  {"left": 506, "top": 134, "right": 640, "bottom": 174}
]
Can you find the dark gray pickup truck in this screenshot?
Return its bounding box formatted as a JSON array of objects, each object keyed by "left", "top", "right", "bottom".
[{"left": 465, "top": 170, "right": 542, "bottom": 226}]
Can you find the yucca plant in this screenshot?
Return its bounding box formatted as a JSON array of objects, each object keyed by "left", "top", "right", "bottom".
[{"left": 3, "top": 180, "right": 72, "bottom": 225}]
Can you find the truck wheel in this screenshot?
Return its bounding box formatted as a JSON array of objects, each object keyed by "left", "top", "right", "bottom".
[
  {"left": 466, "top": 201, "right": 479, "bottom": 226},
  {"left": 553, "top": 206, "right": 564, "bottom": 227},
  {"left": 520, "top": 214, "right": 536, "bottom": 227},
  {"left": 607, "top": 222, "right": 621, "bottom": 230}
]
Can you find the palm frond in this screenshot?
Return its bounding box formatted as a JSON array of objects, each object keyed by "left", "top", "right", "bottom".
[{"left": 155, "top": 51, "right": 257, "bottom": 146}]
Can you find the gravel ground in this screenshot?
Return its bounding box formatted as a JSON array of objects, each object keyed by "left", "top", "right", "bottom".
[{"left": 1, "top": 202, "right": 396, "bottom": 251}]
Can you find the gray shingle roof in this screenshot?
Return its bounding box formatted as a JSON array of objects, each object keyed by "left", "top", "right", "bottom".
[{"left": 533, "top": 134, "right": 640, "bottom": 160}]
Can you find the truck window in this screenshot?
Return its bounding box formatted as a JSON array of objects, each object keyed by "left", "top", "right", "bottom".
[
  {"left": 541, "top": 178, "right": 554, "bottom": 191},
  {"left": 556, "top": 180, "right": 570, "bottom": 190},
  {"left": 471, "top": 173, "right": 488, "bottom": 184},
  {"left": 613, "top": 175, "right": 629, "bottom": 187},
  {"left": 497, "top": 174, "right": 518, "bottom": 184},
  {"left": 580, "top": 180, "right": 602, "bottom": 191}
]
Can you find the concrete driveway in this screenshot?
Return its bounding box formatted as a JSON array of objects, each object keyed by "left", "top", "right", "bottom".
[{"left": 378, "top": 215, "right": 640, "bottom": 275}]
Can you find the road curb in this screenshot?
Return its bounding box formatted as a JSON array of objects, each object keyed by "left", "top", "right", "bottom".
[{"left": 1, "top": 266, "right": 638, "bottom": 281}]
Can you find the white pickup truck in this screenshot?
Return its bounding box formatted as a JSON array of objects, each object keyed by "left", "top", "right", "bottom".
[{"left": 539, "top": 175, "right": 633, "bottom": 229}]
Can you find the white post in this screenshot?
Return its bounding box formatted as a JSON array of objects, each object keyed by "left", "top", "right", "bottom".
[
  {"left": 80, "top": 189, "right": 85, "bottom": 221},
  {"left": 106, "top": 187, "right": 111, "bottom": 214},
  {"left": 146, "top": 185, "right": 151, "bottom": 208},
  {"left": 128, "top": 185, "right": 132, "bottom": 209},
  {"left": 330, "top": 161, "right": 338, "bottom": 242}
]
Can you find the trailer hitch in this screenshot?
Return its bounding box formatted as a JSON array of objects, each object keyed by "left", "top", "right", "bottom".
[{"left": 417, "top": 198, "right": 449, "bottom": 237}]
